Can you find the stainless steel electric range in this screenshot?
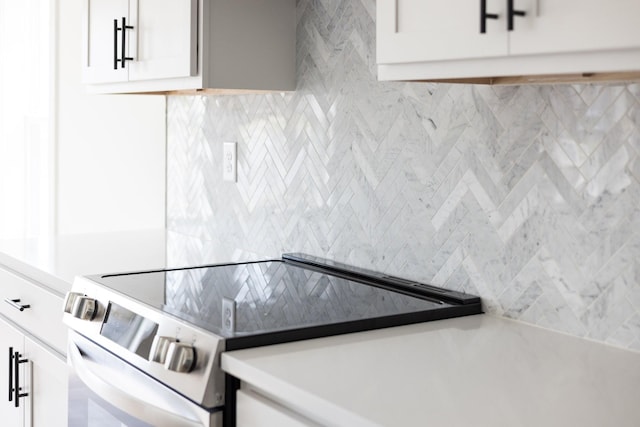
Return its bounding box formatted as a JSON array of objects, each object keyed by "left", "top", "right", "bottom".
[{"left": 63, "top": 253, "right": 482, "bottom": 427}]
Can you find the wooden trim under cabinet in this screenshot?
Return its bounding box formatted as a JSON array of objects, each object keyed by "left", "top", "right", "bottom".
[{"left": 128, "top": 88, "right": 295, "bottom": 96}]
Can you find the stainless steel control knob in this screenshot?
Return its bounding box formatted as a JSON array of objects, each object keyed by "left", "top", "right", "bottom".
[
  {"left": 165, "top": 342, "right": 196, "bottom": 373},
  {"left": 63, "top": 292, "right": 84, "bottom": 314},
  {"left": 149, "top": 336, "right": 177, "bottom": 364},
  {"left": 71, "top": 296, "right": 97, "bottom": 321}
]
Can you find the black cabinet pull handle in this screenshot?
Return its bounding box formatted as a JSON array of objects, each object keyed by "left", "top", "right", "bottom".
[
  {"left": 8, "top": 347, "right": 13, "bottom": 403},
  {"left": 480, "top": 0, "right": 499, "bottom": 33},
  {"left": 507, "top": 0, "right": 526, "bottom": 31},
  {"left": 120, "top": 17, "right": 134, "bottom": 68},
  {"left": 12, "top": 350, "right": 28, "bottom": 408},
  {"left": 4, "top": 299, "right": 30, "bottom": 312},
  {"left": 114, "top": 19, "right": 120, "bottom": 70}
]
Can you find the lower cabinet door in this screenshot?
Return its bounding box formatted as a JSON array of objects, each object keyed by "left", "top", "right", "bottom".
[
  {"left": 0, "top": 316, "right": 68, "bottom": 427},
  {"left": 0, "top": 317, "right": 25, "bottom": 427},
  {"left": 24, "top": 337, "right": 67, "bottom": 427},
  {"left": 236, "top": 389, "right": 318, "bottom": 427}
]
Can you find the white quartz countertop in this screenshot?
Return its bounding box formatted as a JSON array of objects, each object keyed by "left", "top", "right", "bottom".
[
  {"left": 222, "top": 314, "right": 640, "bottom": 427},
  {"left": 0, "top": 229, "right": 169, "bottom": 295}
]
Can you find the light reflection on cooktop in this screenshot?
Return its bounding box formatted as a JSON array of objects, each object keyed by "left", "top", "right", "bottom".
[{"left": 96, "top": 261, "right": 450, "bottom": 337}]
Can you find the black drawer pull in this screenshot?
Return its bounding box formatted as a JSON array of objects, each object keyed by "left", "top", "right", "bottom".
[
  {"left": 507, "top": 0, "right": 526, "bottom": 31},
  {"left": 4, "top": 299, "right": 30, "bottom": 312},
  {"left": 480, "top": 0, "right": 499, "bottom": 33}
]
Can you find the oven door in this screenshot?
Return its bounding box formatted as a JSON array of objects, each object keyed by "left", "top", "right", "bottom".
[{"left": 67, "top": 331, "right": 222, "bottom": 427}]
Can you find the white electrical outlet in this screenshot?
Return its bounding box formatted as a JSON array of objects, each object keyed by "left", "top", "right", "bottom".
[
  {"left": 222, "top": 297, "right": 236, "bottom": 333},
  {"left": 223, "top": 142, "right": 237, "bottom": 182}
]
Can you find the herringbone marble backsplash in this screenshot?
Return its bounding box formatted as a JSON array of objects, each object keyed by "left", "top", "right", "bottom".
[{"left": 166, "top": 0, "right": 640, "bottom": 349}]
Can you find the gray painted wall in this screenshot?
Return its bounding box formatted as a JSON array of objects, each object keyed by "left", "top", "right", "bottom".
[{"left": 166, "top": 0, "right": 640, "bottom": 349}]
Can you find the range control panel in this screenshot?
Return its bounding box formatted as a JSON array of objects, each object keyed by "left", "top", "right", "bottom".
[{"left": 63, "top": 277, "right": 225, "bottom": 408}]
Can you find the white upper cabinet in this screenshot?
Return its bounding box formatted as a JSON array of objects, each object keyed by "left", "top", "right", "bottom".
[
  {"left": 83, "top": 0, "right": 295, "bottom": 93},
  {"left": 377, "top": 0, "right": 640, "bottom": 83},
  {"left": 377, "top": 0, "right": 507, "bottom": 64},
  {"left": 509, "top": 0, "right": 640, "bottom": 56},
  {"left": 83, "top": 0, "right": 129, "bottom": 84},
  {"left": 127, "top": 0, "right": 197, "bottom": 82},
  {"left": 83, "top": 0, "right": 198, "bottom": 84}
]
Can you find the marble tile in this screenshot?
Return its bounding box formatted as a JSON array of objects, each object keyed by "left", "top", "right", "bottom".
[
  {"left": 503, "top": 280, "right": 544, "bottom": 319},
  {"left": 166, "top": 0, "right": 640, "bottom": 349}
]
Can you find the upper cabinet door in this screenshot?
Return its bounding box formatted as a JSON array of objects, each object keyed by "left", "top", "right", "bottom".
[
  {"left": 377, "top": 0, "right": 508, "bottom": 64},
  {"left": 509, "top": 0, "right": 640, "bottom": 56},
  {"left": 82, "top": 0, "right": 129, "bottom": 84},
  {"left": 127, "top": 0, "right": 198, "bottom": 82}
]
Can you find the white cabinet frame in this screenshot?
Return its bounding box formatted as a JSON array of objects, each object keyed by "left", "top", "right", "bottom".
[{"left": 82, "top": 0, "right": 295, "bottom": 94}]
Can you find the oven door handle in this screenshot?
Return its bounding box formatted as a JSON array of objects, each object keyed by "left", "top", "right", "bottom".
[{"left": 68, "top": 340, "right": 206, "bottom": 427}]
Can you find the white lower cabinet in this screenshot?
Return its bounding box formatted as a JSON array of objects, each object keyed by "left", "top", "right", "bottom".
[
  {"left": 0, "top": 317, "right": 67, "bottom": 427},
  {"left": 0, "top": 264, "right": 67, "bottom": 427},
  {"left": 24, "top": 337, "right": 67, "bottom": 427},
  {"left": 236, "top": 388, "right": 319, "bottom": 427}
]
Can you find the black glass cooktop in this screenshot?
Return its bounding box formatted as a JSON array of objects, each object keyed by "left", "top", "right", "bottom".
[{"left": 91, "top": 254, "right": 482, "bottom": 350}]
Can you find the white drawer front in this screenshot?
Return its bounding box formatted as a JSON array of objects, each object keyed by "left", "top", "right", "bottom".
[{"left": 0, "top": 267, "right": 66, "bottom": 354}]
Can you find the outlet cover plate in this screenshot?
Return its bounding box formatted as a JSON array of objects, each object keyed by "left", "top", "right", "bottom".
[{"left": 223, "top": 142, "right": 237, "bottom": 182}]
